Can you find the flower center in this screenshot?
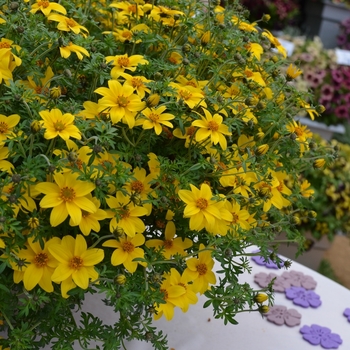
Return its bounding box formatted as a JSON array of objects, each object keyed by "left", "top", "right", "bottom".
[
  {"left": 38, "top": 0, "right": 50, "bottom": 8},
  {"left": 277, "top": 182, "right": 284, "bottom": 192},
  {"left": 66, "top": 18, "right": 77, "bottom": 27},
  {"left": 179, "top": 89, "right": 192, "bottom": 100},
  {"left": 131, "top": 77, "right": 143, "bottom": 88},
  {"left": 186, "top": 126, "right": 196, "bottom": 136},
  {"left": 117, "top": 95, "right": 129, "bottom": 107},
  {"left": 196, "top": 198, "right": 208, "bottom": 210},
  {"left": 128, "top": 4, "right": 137, "bottom": 13},
  {"left": 294, "top": 127, "right": 304, "bottom": 137},
  {"left": 82, "top": 210, "right": 90, "bottom": 218},
  {"left": 197, "top": 263, "right": 207, "bottom": 275},
  {"left": 120, "top": 208, "right": 130, "bottom": 219},
  {"left": 53, "top": 120, "right": 65, "bottom": 132},
  {"left": 148, "top": 112, "right": 159, "bottom": 122},
  {"left": 0, "top": 122, "right": 8, "bottom": 134},
  {"left": 160, "top": 288, "right": 169, "bottom": 300},
  {"left": 69, "top": 256, "right": 83, "bottom": 270},
  {"left": 0, "top": 42, "right": 11, "bottom": 49},
  {"left": 122, "top": 241, "right": 135, "bottom": 253},
  {"left": 163, "top": 240, "right": 173, "bottom": 249},
  {"left": 186, "top": 81, "right": 197, "bottom": 88},
  {"left": 207, "top": 120, "right": 219, "bottom": 131},
  {"left": 117, "top": 56, "right": 130, "bottom": 67},
  {"left": 231, "top": 213, "right": 239, "bottom": 224},
  {"left": 34, "top": 252, "right": 49, "bottom": 267},
  {"left": 60, "top": 186, "right": 76, "bottom": 202},
  {"left": 131, "top": 180, "right": 144, "bottom": 193},
  {"left": 244, "top": 69, "right": 253, "bottom": 78},
  {"left": 122, "top": 31, "right": 132, "bottom": 40}
]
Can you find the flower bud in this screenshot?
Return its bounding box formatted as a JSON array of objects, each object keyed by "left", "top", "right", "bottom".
[
  {"left": 182, "top": 43, "right": 191, "bottom": 53},
  {"left": 292, "top": 215, "right": 301, "bottom": 225},
  {"left": 49, "top": 86, "right": 61, "bottom": 99},
  {"left": 313, "top": 158, "right": 326, "bottom": 169},
  {"left": 316, "top": 104, "right": 326, "bottom": 114},
  {"left": 115, "top": 274, "right": 126, "bottom": 285},
  {"left": 256, "top": 144, "right": 269, "bottom": 155},
  {"left": 254, "top": 293, "right": 268, "bottom": 304},
  {"left": 30, "top": 120, "right": 42, "bottom": 134},
  {"left": 259, "top": 305, "right": 270, "bottom": 314},
  {"left": 262, "top": 14, "right": 271, "bottom": 22},
  {"left": 146, "top": 94, "right": 160, "bottom": 108},
  {"left": 308, "top": 210, "right": 317, "bottom": 218},
  {"left": 200, "top": 31, "right": 211, "bottom": 46}
]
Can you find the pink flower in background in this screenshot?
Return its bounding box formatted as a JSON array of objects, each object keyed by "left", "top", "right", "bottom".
[{"left": 320, "top": 84, "right": 334, "bottom": 101}]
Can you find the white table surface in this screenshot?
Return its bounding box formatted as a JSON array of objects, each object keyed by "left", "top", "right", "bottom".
[{"left": 77, "top": 245, "right": 350, "bottom": 350}]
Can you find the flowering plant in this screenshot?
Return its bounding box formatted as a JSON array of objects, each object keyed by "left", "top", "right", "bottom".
[
  {"left": 283, "top": 35, "right": 350, "bottom": 125},
  {"left": 298, "top": 138, "right": 350, "bottom": 240},
  {"left": 0, "top": 0, "right": 331, "bottom": 349}
]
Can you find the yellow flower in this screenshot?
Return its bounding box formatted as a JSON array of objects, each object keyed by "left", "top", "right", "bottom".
[
  {"left": 286, "top": 63, "right": 303, "bottom": 80},
  {"left": 123, "top": 166, "right": 157, "bottom": 214},
  {"left": 30, "top": 0, "right": 67, "bottom": 16},
  {"left": 192, "top": 109, "right": 232, "bottom": 150},
  {"left": 103, "top": 233, "right": 146, "bottom": 273},
  {"left": 182, "top": 243, "right": 216, "bottom": 294},
  {"left": 233, "top": 67, "right": 266, "bottom": 87},
  {"left": 106, "top": 191, "right": 148, "bottom": 237},
  {"left": 245, "top": 42, "right": 263, "bottom": 60},
  {"left": 261, "top": 30, "right": 287, "bottom": 58},
  {"left": 48, "top": 14, "right": 89, "bottom": 35},
  {"left": 154, "top": 268, "right": 198, "bottom": 320},
  {"left": 59, "top": 42, "right": 90, "bottom": 60},
  {"left": 36, "top": 171, "right": 96, "bottom": 227},
  {"left": 0, "top": 237, "right": 5, "bottom": 249},
  {"left": 170, "top": 83, "right": 207, "bottom": 109},
  {"left": 39, "top": 108, "right": 81, "bottom": 140},
  {"left": 121, "top": 73, "right": 151, "bottom": 99},
  {"left": 95, "top": 80, "right": 146, "bottom": 127},
  {"left": 173, "top": 125, "right": 197, "bottom": 148},
  {"left": 49, "top": 234, "right": 104, "bottom": 298},
  {"left": 69, "top": 196, "right": 108, "bottom": 235},
  {"left": 141, "top": 106, "right": 175, "bottom": 135},
  {"left": 178, "top": 183, "right": 232, "bottom": 233},
  {"left": 103, "top": 24, "right": 150, "bottom": 43},
  {"left": 146, "top": 221, "right": 192, "bottom": 259},
  {"left": 232, "top": 16, "right": 258, "bottom": 32},
  {"left": 225, "top": 200, "right": 251, "bottom": 232},
  {"left": 0, "top": 113, "right": 20, "bottom": 145},
  {"left": 110, "top": 1, "right": 145, "bottom": 19},
  {"left": 300, "top": 179, "right": 314, "bottom": 198},
  {"left": 0, "top": 146, "right": 13, "bottom": 173},
  {"left": 14, "top": 237, "right": 60, "bottom": 292},
  {"left": 286, "top": 120, "right": 312, "bottom": 153},
  {"left": 24, "top": 65, "right": 54, "bottom": 98},
  {"left": 105, "top": 54, "right": 149, "bottom": 79},
  {"left": 256, "top": 144, "right": 269, "bottom": 155},
  {"left": 168, "top": 51, "right": 183, "bottom": 64}
]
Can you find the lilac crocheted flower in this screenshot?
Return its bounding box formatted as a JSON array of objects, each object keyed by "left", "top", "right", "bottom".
[
  {"left": 300, "top": 324, "right": 342, "bottom": 349},
  {"left": 251, "top": 250, "right": 284, "bottom": 269},
  {"left": 343, "top": 308, "right": 350, "bottom": 322},
  {"left": 265, "top": 305, "right": 301, "bottom": 327},
  {"left": 285, "top": 286, "right": 321, "bottom": 308},
  {"left": 281, "top": 270, "right": 317, "bottom": 290},
  {"left": 254, "top": 272, "right": 291, "bottom": 292}
]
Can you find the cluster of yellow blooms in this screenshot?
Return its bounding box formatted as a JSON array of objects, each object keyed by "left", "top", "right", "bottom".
[{"left": 0, "top": 0, "right": 332, "bottom": 346}]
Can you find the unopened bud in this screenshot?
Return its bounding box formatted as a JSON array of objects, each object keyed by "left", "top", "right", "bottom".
[
  {"left": 30, "top": 120, "right": 41, "bottom": 134},
  {"left": 146, "top": 94, "right": 160, "bottom": 108},
  {"left": 115, "top": 274, "right": 126, "bottom": 285},
  {"left": 256, "top": 144, "right": 269, "bottom": 155},
  {"left": 254, "top": 293, "right": 268, "bottom": 304}
]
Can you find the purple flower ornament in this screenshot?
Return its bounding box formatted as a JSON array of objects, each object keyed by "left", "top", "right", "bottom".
[
  {"left": 343, "top": 308, "right": 350, "bottom": 322},
  {"left": 251, "top": 250, "right": 284, "bottom": 269},
  {"left": 265, "top": 305, "right": 301, "bottom": 327},
  {"left": 300, "top": 324, "right": 342, "bottom": 349},
  {"left": 285, "top": 286, "right": 321, "bottom": 308}
]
